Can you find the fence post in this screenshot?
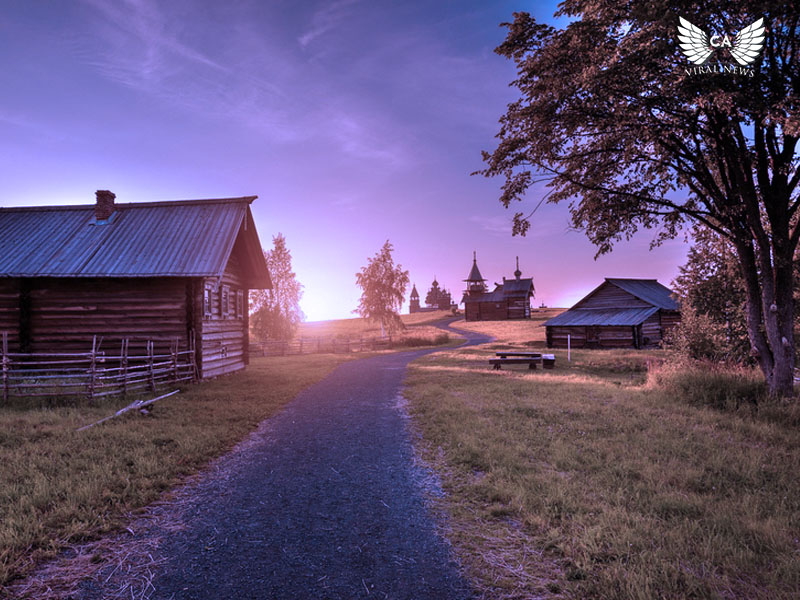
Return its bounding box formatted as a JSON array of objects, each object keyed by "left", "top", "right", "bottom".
[
  {"left": 190, "top": 330, "right": 199, "bottom": 380},
  {"left": 299, "top": 338, "right": 304, "bottom": 354},
  {"left": 148, "top": 340, "right": 156, "bottom": 393},
  {"left": 2, "top": 332, "right": 8, "bottom": 404},
  {"left": 121, "top": 339, "right": 129, "bottom": 396},
  {"left": 88, "top": 335, "right": 97, "bottom": 403},
  {"left": 172, "top": 338, "right": 179, "bottom": 382}
]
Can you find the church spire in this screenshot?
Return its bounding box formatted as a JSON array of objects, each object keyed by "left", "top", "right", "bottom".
[{"left": 514, "top": 256, "right": 522, "bottom": 280}]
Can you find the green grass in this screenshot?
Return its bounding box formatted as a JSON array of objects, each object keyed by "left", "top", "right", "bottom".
[
  {"left": 404, "top": 343, "right": 800, "bottom": 599},
  {"left": 0, "top": 354, "right": 356, "bottom": 587}
]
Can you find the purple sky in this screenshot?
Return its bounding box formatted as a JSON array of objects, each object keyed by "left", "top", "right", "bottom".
[{"left": 0, "top": 0, "right": 689, "bottom": 320}]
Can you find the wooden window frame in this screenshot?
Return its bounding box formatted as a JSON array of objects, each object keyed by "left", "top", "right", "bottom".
[
  {"left": 236, "top": 289, "right": 244, "bottom": 319},
  {"left": 203, "top": 285, "right": 213, "bottom": 319},
  {"left": 220, "top": 285, "right": 230, "bottom": 318}
]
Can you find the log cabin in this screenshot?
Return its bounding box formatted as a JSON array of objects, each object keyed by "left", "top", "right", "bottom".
[
  {"left": 0, "top": 190, "right": 271, "bottom": 378},
  {"left": 544, "top": 278, "right": 681, "bottom": 349},
  {"left": 462, "top": 254, "right": 535, "bottom": 321}
]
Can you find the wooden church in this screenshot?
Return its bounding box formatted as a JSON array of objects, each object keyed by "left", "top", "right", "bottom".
[
  {"left": 462, "top": 253, "right": 535, "bottom": 321},
  {"left": 409, "top": 278, "right": 453, "bottom": 313}
]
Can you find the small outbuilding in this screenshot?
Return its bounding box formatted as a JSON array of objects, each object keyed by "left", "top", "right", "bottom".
[
  {"left": 0, "top": 190, "right": 271, "bottom": 378},
  {"left": 544, "top": 278, "right": 680, "bottom": 349}
]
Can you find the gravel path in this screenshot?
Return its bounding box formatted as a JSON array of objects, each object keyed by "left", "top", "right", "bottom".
[{"left": 149, "top": 320, "right": 490, "bottom": 600}]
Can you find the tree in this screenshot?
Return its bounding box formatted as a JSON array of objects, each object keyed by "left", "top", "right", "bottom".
[
  {"left": 355, "top": 241, "right": 409, "bottom": 335},
  {"left": 250, "top": 233, "right": 304, "bottom": 341},
  {"left": 478, "top": 4, "right": 800, "bottom": 396},
  {"left": 672, "top": 224, "right": 750, "bottom": 362}
]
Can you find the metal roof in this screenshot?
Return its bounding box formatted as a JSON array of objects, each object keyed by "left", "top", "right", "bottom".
[
  {"left": 605, "top": 278, "right": 679, "bottom": 310},
  {"left": 544, "top": 307, "right": 660, "bottom": 327},
  {"left": 501, "top": 277, "right": 534, "bottom": 295},
  {"left": 0, "top": 197, "right": 271, "bottom": 288}
]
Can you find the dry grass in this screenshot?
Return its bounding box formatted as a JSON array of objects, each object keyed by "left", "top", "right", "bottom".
[
  {"left": 450, "top": 309, "right": 564, "bottom": 345},
  {"left": 298, "top": 310, "right": 454, "bottom": 338},
  {"left": 404, "top": 327, "right": 800, "bottom": 599},
  {"left": 0, "top": 354, "right": 357, "bottom": 590}
]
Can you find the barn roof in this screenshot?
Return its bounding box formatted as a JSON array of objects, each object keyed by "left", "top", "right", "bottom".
[
  {"left": 544, "top": 306, "right": 659, "bottom": 327},
  {"left": 604, "top": 278, "right": 679, "bottom": 310},
  {"left": 0, "top": 196, "right": 271, "bottom": 288}
]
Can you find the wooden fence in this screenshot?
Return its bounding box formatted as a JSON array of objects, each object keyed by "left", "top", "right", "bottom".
[
  {"left": 1, "top": 333, "right": 196, "bottom": 403},
  {"left": 250, "top": 334, "right": 402, "bottom": 357}
]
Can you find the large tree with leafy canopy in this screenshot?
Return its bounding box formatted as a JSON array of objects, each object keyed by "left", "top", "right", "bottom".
[
  {"left": 478, "top": 2, "right": 800, "bottom": 396},
  {"left": 250, "top": 233, "right": 304, "bottom": 341},
  {"left": 355, "top": 241, "right": 409, "bottom": 335}
]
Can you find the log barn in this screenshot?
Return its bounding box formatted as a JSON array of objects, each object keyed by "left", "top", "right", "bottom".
[
  {"left": 462, "top": 254, "right": 534, "bottom": 321},
  {"left": 544, "top": 278, "right": 680, "bottom": 349},
  {"left": 0, "top": 190, "right": 271, "bottom": 378}
]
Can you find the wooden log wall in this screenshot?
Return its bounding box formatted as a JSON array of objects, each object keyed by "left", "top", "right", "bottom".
[
  {"left": 0, "top": 279, "right": 20, "bottom": 353},
  {"left": 465, "top": 300, "right": 510, "bottom": 321},
  {"left": 199, "top": 251, "right": 249, "bottom": 379},
  {"left": 641, "top": 312, "right": 662, "bottom": 346},
  {"left": 25, "top": 277, "right": 189, "bottom": 355},
  {"left": 546, "top": 325, "right": 637, "bottom": 349},
  {"left": 574, "top": 283, "right": 650, "bottom": 310}
]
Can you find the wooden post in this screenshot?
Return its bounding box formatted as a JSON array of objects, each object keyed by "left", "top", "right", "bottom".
[
  {"left": 171, "top": 338, "right": 179, "bottom": 382},
  {"left": 299, "top": 337, "right": 304, "bottom": 355},
  {"left": 148, "top": 340, "right": 156, "bottom": 393},
  {"left": 568, "top": 334, "right": 571, "bottom": 362},
  {"left": 317, "top": 337, "right": 321, "bottom": 353},
  {"left": 190, "top": 330, "right": 199, "bottom": 380},
  {"left": 121, "top": 339, "right": 129, "bottom": 396},
  {"left": 2, "top": 332, "right": 8, "bottom": 404},
  {"left": 88, "top": 335, "right": 97, "bottom": 403}
]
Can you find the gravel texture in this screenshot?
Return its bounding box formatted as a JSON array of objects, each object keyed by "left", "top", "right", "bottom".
[{"left": 145, "top": 320, "right": 490, "bottom": 599}]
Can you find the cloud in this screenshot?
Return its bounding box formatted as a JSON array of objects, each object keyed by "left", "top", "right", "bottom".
[{"left": 298, "top": 0, "right": 362, "bottom": 48}]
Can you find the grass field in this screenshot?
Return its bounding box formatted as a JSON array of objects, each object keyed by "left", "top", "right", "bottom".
[
  {"left": 0, "top": 354, "right": 357, "bottom": 588},
  {"left": 405, "top": 320, "right": 800, "bottom": 599},
  {"left": 451, "top": 308, "right": 563, "bottom": 345},
  {"left": 297, "top": 310, "right": 454, "bottom": 338}
]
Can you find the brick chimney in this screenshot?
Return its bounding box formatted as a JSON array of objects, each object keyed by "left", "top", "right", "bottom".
[{"left": 95, "top": 190, "right": 116, "bottom": 221}]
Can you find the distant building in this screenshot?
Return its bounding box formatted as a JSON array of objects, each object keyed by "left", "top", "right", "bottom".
[
  {"left": 544, "top": 278, "right": 681, "bottom": 349},
  {"left": 409, "top": 284, "right": 421, "bottom": 313},
  {"left": 462, "top": 254, "right": 534, "bottom": 321},
  {"left": 409, "top": 278, "right": 453, "bottom": 313},
  {"left": 0, "top": 190, "right": 272, "bottom": 378}
]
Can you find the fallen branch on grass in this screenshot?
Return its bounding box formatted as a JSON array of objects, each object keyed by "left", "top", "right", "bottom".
[{"left": 76, "top": 390, "right": 180, "bottom": 431}]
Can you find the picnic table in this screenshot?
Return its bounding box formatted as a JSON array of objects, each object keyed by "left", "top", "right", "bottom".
[{"left": 489, "top": 351, "right": 556, "bottom": 370}]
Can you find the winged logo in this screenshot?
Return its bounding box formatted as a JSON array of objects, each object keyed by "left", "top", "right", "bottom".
[{"left": 677, "top": 17, "right": 765, "bottom": 66}]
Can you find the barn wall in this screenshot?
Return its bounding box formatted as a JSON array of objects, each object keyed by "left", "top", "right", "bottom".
[
  {"left": 660, "top": 311, "right": 681, "bottom": 339},
  {"left": 546, "top": 325, "right": 636, "bottom": 348},
  {"left": 547, "top": 326, "right": 584, "bottom": 348},
  {"left": 574, "top": 283, "right": 650, "bottom": 310},
  {"left": 25, "top": 277, "right": 189, "bottom": 355},
  {"left": 199, "top": 251, "right": 249, "bottom": 379},
  {"left": 0, "top": 279, "right": 20, "bottom": 353},
  {"left": 641, "top": 312, "right": 662, "bottom": 345}
]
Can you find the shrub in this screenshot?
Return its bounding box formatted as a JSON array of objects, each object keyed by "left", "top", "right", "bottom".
[
  {"left": 648, "top": 361, "right": 767, "bottom": 411},
  {"left": 396, "top": 334, "right": 450, "bottom": 348}
]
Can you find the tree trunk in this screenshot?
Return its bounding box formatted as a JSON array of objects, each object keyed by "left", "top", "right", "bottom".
[{"left": 735, "top": 238, "right": 796, "bottom": 398}]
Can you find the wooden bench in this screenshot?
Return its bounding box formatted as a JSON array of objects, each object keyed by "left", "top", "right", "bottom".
[
  {"left": 495, "top": 351, "right": 542, "bottom": 359},
  {"left": 489, "top": 357, "right": 542, "bottom": 370}
]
